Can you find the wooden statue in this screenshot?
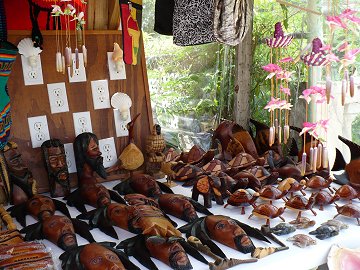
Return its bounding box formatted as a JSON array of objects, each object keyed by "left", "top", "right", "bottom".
[{"left": 145, "top": 124, "right": 166, "bottom": 179}]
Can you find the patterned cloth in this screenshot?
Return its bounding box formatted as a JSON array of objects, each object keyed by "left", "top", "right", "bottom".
[
  {"left": 173, "top": 0, "right": 216, "bottom": 46},
  {"left": 154, "top": 0, "right": 174, "bottom": 35},
  {"left": 0, "top": 42, "right": 18, "bottom": 151}
]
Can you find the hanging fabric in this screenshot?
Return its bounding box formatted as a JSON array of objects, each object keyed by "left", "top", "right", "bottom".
[
  {"left": 119, "top": 0, "right": 143, "bottom": 65},
  {"left": 173, "top": 0, "right": 216, "bottom": 46},
  {"left": 154, "top": 0, "right": 174, "bottom": 35},
  {"left": 213, "top": 0, "right": 251, "bottom": 46}
]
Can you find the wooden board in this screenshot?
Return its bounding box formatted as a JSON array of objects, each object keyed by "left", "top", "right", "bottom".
[{"left": 7, "top": 30, "right": 153, "bottom": 193}]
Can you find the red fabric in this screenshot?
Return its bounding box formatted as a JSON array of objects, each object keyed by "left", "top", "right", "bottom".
[{"left": 120, "top": 3, "right": 133, "bottom": 65}]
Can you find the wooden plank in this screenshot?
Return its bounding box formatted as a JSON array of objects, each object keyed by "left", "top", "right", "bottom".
[
  {"left": 87, "top": 0, "right": 95, "bottom": 30},
  {"left": 7, "top": 31, "right": 152, "bottom": 193},
  {"left": 108, "top": 0, "right": 121, "bottom": 30},
  {"left": 94, "top": 0, "right": 109, "bottom": 30}
]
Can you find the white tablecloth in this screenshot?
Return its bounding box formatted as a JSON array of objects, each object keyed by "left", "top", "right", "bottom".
[{"left": 13, "top": 179, "right": 360, "bottom": 270}]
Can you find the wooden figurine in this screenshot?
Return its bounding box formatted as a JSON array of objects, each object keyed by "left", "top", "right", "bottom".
[{"left": 145, "top": 124, "right": 166, "bottom": 179}]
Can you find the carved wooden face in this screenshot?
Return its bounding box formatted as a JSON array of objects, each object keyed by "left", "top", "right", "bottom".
[
  {"left": 130, "top": 174, "right": 162, "bottom": 198},
  {"left": 205, "top": 215, "right": 253, "bottom": 253},
  {"left": 158, "top": 194, "right": 198, "bottom": 222},
  {"left": 79, "top": 243, "right": 125, "bottom": 270},
  {"left": 26, "top": 195, "right": 55, "bottom": 220},
  {"left": 107, "top": 203, "right": 129, "bottom": 230},
  {"left": 80, "top": 183, "right": 111, "bottom": 208},
  {"left": 145, "top": 236, "right": 192, "bottom": 270},
  {"left": 45, "top": 146, "right": 69, "bottom": 181},
  {"left": 42, "top": 215, "right": 77, "bottom": 250}
]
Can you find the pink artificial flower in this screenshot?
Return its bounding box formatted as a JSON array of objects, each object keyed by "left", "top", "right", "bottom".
[
  {"left": 337, "top": 42, "right": 348, "bottom": 52},
  {"left": 326, "top": 53, "right": 340, "bottom": 62},
  {"left": 326, "top": 16, "right": 348, "bottom": 30},
  {"left": 51, "top": 5, "right": 63, "bottom": 15},
  {"left": 347, "top": 15, "right": 360, "bottom": 25},
  {"left": 262, "top": 63, "right": 282, "bottom": 73},
  {"left": 300, "top": 122, "right": 317, "bottom": 136},
  {"left": 339, "top": 9, "right": 357, "bottom": 19},
  {"left": 320, "top": 44, "right": 331, "bottom": 52},
  {"left": 280, "top": 101, "right": 293, "bottom": 110},
  {"left": 280, "top": 85, "right": 291, "bottom": 95},
  {"left": 279, "top": 57, "right": 293, "bottom": 63},
  {"left": 341, "top": 48, "right": 360, "bottom": 68},
  {"left": 299, "top": 88, "right": 313, "bottom": 103},
  {"left": 264, "top": 97, "right": 280, "bottom": 111},
  {"left": 276, "top": 70, "right": 294, "bottom": 81}
]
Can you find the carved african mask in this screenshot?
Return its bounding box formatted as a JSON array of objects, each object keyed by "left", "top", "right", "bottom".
[
  {"left": 205, "top": 215, "right": 254, "bottom": 253},
  {"left": 80, "top": 183, "right": 111, "bottom": 208},
  {"left": 26, "top": 194, "right": 56, "bottom": 220},
  {"left": 79, "top": 243, "right": 126, "bottom": 270},
  {"left": 3, "top": 142, "right": 36, "bottom": 204},
  {"left": 145, "top": 236, "right": 192, "bottom": 270},
  {"left": 130, "top": 174, "right": 162, "bottom": 198},
  {"left": 42, "top": 215, "right": 77, "bottom": 250},
  {"left": 158, "top": 194, "right": 198, "bottom": 222},
  {"left": 41, "top": 139, "right": 70, "bottom": 197},
  {"left": 106, "top": 203, "right": 181, "bottom": 237}
]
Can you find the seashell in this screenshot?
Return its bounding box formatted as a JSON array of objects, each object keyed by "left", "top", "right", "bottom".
[
  {"left": 61, "top": 55, "right": 66, "bottom": 74},
  {"left": 283, "top": 125, "right": 289, "bottom": 144},
  {"left": 82, "top": 45, "right": 87, "bottom": 67},
  {"left": 309, "top": 147, "right": 314, "bottom": 170},
  {"left": 322, "top": 146, "right": 328, "bottom": 169},
  {"left": 317, "top": 144, "right": 322, "bottom": 169},
  {"left": 326, "top": 75, "right": 332, "bottom": 104},
  {"left": 289, "top": 217, "right": 316, "bottom": 229},
  {"left": 269, "top": 126, "right": 275, "bottom": 146},
  {"left": 277, "top": 127, "right": 282, "bottom": 144},
  {"left": 312, "top": 146, "right": 318, "bottom": 173},
  {"left": 287, "top": 234, "right": 316, "bottom": 248},
  {"left": 270, "top": 222, "right": 296, "bottom": 236},
  {"left": 309, "top": 224, "right": 339, "bottom": 240},
  {"left": 301, "top": 152, "right": 307, "bottom": 176},
  {"left": 111, "top": 92, "right": 132, "bottom": 110},
  {"left": 327, "top": 244, "right": 360, "bottom": 270},
  {"left": 112, "top": 42, "right": 123, "bottom": 61},
  {"left": 321, "top": 219, "right": 348, "bottom": 231},
  {"left": 56, "top": 52, "right": 62, "bottom": 72},
  {"left": 17, "top": 38, "right": 42, "bottom": 68},
  {"left": 350, "top": 75, "right": 355, "bottom": 98},
  {"left": 75, "top": 47, "right": 79, "bottom": 69},
  {"left": 65, "top": 47, "right": 72, "bottom": 67},
  {"left": 341, "top": 79, "right": 346, "bottom": 106}
]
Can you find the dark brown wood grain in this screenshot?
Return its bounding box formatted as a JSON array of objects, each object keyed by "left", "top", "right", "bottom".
[{"left": 7, "top": 30, "right": 153, "bottom": 193}]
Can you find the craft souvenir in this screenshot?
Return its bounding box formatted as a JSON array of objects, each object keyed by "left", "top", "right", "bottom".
[
  {"left": 8, "top": 194, "right": 71, "bottom": 227},
  {"left": 269, "top": 222, "right": 296, "bottom": 236},
  {"left": 2, "top": 141, "right": 37, "bottom": 205},
  {"left": 327, "top": 244, "right": 360, "bottom": 270},
  {"left": 231, "top": 170, "right": 262, "bottom": 191},
  {"left": 78, "top": 203, "right": 181, "bottom": 239},
  {"left": 248, "top": 203, "right": 285, "bottom": 226},
  {"left": 225, "top": 189, "right": 259, "bottom": 214},
  {"left": 246, "top": 166, "right": 279, "bottom": 185},
  {"left": 213, "top": 0, "right": 251, "bottom": 46},
  {"left": 268, "top": 153, "right": 302, "bottom": 181},
  {"left": 289, "top": 217, "right": 316, "bottom": 229},
  {"left": 179, "top": 215, "right": 270, "bottom": 256},
  {"left": 0, "top": 205, "right": 16, "bottom": 230},
  {"left": 334, "top": 203, "right": 360, "bottom": 225},
  {"left": 20, "top": 214, "right": 94, "bottom": 251},
  {"left": 0, "top": 229, "right": 24, "bottom": 246},
  {"left": 232, "top": 123, "right": 259, "bottom": 158},
  {"left": 227, "top": 152, "right": 257, "bottom": 172},
  {"left": 251, "top": 246, "right": 288, "bottom": 259},
  {"left": 321, "top": 219, "right": 348, "bottom": 231},
  {"left": 333, "top": 184, "right": 359, "bottom": 202},
  {"left": 258, "top": 185, "right": 288, "bottom": 204},
  {"left": 119, "top": 234, "right": 208, "bottom": 270},
  {"left": 333, "top": 136, "right": 360, "bottom": 190},
  {"left": 60, "top": 242, "right": 140, "bottom": 270},
  {"left": 300, "top": 37, "right": 329, "bottom": 67},
  {"left": 304, "top": 175, "right": 333, "bottom": 193},
  {"left": 192, "top": 174, "right": 225, "bottom": 208},
  {"left": 286, "top": 234, "right": 316, "bottom": 248},
  {"left": 284, "top": 194, "right": 317, "bottom": 222},
  {"left": 277, "top": 178, "right": 306, "bottom": 197},
  {"left": 41, "top": 139, "right": 70, "bottom": 197},
  {"left": 313, "top": 190, "right": 339, "bottom": 211},
  {"left": 173, "top": 0, "right": 216, "bottom": 46},
  {"left": 174, "top": 163, "right": 205, "bottom": 186},
  {"left": 201, "top": 159, "right": 228, "bottom": 174},
  {"left": 211, "top": 120, "right": 235, "bottom": 160},
  {"left": 145, "top": 124, "right": 166, "bottom": 178},
  {"left": 309, "top": 224, "right": 339, "bottom": 240}
]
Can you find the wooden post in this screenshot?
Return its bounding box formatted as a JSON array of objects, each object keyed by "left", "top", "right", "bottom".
[{"left": 234, "top": 0, "right": 254, "bottom": 130}]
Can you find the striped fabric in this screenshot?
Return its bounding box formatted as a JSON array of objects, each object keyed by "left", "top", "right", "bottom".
[{"left": 265, "top": 36, "right": 293, "bottom": 48}]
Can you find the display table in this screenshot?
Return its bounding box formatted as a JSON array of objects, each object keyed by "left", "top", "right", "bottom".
[{"left": 10, "top": 179, "right": 360, "bottom": 270}]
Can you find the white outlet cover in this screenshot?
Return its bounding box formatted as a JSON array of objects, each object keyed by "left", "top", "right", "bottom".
[
  {"left": 27, "top": 115, "right": 50, "bottom": 148},
  {"left": 90, "top": 80, "right": 111, "bottom": 110},
  {"left": 21, "top": 55, "right": 44, "bottom": 86},
  {"left": 47, "top": 82, "right": 70, "bottom": 114},
  {"left": 98, "top": 137, "right": 117, "bottom": 168},
  {"left": 68, "top": 53, "right": 87, "bottom": 83},
  {"left": 73, "top": 111, "right": 93, "bottom": 136},
  {"left": 113, "top": 109, "right": 130, "bottom": 137},
  {"left": 107, "top": 52, "right": 126, "bottom": 80},
  {"left": 64, "top": 143, "right": 77, "bottom": 173}
]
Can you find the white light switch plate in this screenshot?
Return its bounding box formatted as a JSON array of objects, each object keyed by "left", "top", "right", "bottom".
[
  {"left": 27, "top": 115, "right": 50, "bottom": 148},
  {"left": 113, "top": 109, "right": 131, "bottom": 137},
  {"left": 73, "top": 111, "right": 93, "bottom": 136},
  {"left": 64, "top": 143, "right": 77, "bottom": 173},
  {"left": 107, "top": 52, "right": 126, "bottom": 80},
  {"left": 21, "top": 55, "right": 44, "bottom": 85},
  {"left": 68, "top": 53, "right": 87, "bottom": 83},
  {"left": 91, "top": 80, "right": 111, "bottom": 110},
  {"left": 98, "top": 137, "right": 117, "bottom": 168},
  {"left": 47, "top": 82, "right": 70, "bottom": 114}
]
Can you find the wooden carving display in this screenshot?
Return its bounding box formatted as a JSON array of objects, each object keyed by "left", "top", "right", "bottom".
[{"left": 7, "top": 31, "right": 153, "bottom": 192}]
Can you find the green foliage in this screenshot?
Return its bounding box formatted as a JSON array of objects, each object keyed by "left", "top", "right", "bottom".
[{"left": 352, "top": 115, "right": 360, "bottom": 145}]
